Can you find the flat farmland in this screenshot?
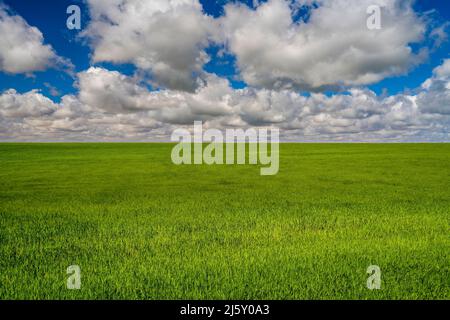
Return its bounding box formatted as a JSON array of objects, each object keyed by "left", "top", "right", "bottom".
[{"left": 0, "top": 143, "right": 448, "bottom": 299}]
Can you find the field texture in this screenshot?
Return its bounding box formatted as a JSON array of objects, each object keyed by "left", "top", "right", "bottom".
[{"left": 0, "top": 143, "right": 449, "bottom": 299}]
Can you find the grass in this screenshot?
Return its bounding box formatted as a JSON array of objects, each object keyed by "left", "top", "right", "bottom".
[{"left": 0, "top": 143, "right": 449, "bottom": 300}]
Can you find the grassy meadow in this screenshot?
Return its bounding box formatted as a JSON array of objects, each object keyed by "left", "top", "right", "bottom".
[{"left": 0, "top": 143, "right": 449, "bottom": 299}]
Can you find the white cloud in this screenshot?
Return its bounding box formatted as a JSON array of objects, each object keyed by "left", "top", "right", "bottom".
[
  {"left": 430, "top": 22, "right": 449, "bottom": 48},
  {"left": 0, "top": 0, "right": 448, "bottom": 143},
  {"left": 0, "top": 89, "right": 57, "bottom": 118},
  {"left": 221, "top": 0, "right": 426, "bottom": 90},
  {"left": 0, "top": 5, "right": 67, "bottom": 74},
  {"left": 1, "top": 63, "right": 449, "bottom": 142},
  {"left": 432, "top": 59, "right": 450, "bottom": 78},
  {"left": 417, "top": 59, "right": 450, "bottom": 115},
  {"left": 77, "top": 67, "right": 236, "bottom": 124},
  {"left": 83, "top": 0, "right": 218, "bottom": 91}
]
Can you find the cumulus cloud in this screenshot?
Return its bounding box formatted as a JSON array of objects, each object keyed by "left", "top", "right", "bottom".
[
  {"left": 1, "top": 62, "right": 449, "bottom": 142},
  {"left": 0, "top": 5, "right": 68, "bottom": 74},
  {"left": 220, "top": 0, "right": 426, "bottom": 90},
  {"left": 77, "top": 67, "right": 236, "bottom": 123},
  {"left": 83, "top": 0, "right": 217, "bottom": 92},
  {"left": 416, "top": 59, "right": 450, "bottom": 115},
  {"left": 0, "top": 89, "right": 57, "bottom": 118},
  {"left": 432, "top": 59, "right": 450, "bottom": 78},
  {"left": 1, "top": 0, "right": 448, "bottom": 142}
]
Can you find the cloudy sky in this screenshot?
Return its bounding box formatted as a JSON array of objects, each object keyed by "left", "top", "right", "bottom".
[{"left": 0, "top": 0, "right": 449, "bottom": 142}]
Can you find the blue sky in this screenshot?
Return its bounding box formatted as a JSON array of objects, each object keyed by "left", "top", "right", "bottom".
[
  {"left": 0, "top": 0, "right": 449, "bottom": 141},
  {"left": 1, "top": 0, "right": 449, "bottom": 100}
]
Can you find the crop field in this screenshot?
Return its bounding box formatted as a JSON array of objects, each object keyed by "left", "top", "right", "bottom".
[{"left": 0, "top": 143, "right": 449, "bottom": 299}]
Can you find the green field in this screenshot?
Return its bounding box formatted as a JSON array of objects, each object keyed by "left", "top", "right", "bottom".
[{"left": 0, "top": 143, "right": 449, "bottom": 299}]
